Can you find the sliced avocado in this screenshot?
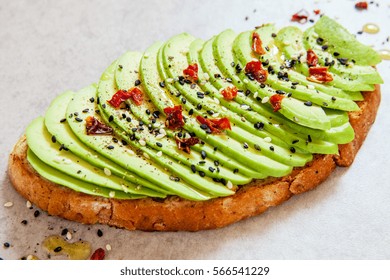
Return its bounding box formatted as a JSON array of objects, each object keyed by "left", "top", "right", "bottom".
[
  {"left": 303, "top": 27, "right": 380, "bottom": 90},
  {"left": 313, "top": 15, "right": 382, "bottom": 66},
  {"left": 100, "top": 52, "right": 250, "bottom": 186},
  {"left": 232, "top": 29, "right": 332, "bottom": 130},
  {"left": 140, "top": 41, "right": 267, "bottom": 179},
  {"left": 27, "top": 149, "right": 141, "bottom": 199},
  {"left": 274, "top": 26, "right": 367, "bottom": 98},
  {"left": 26, "top": 116, "right": 162, "bottom": 197},
  {"left": 69, "top": 83, "right": 228, "bottom": 199},
  {"left": 44, "top": 89, "right": 170, "bottom": 196}
]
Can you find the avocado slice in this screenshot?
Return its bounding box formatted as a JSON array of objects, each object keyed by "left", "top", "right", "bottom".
[
  {"left": 26, "top": 117, "right": 162, "bottom": 197},
  {"left": 44, "top": 89, "right": 171, "bottom": 196},
  {"left": 27, "top": 149, "right": 141, "bottom": 199},
  {"left": 313, "top": 15, "right": 382, "bottom": 66},
  {"left": 68, "top": 84, "right": 230, "bottom": 199},
  {"left": 99, "top": 54, "right": 250, "bottom": 187}
]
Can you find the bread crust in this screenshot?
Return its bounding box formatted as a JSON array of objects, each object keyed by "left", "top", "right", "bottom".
[{"left": 7, "top": 86, "right": 381, "bottom": 231}]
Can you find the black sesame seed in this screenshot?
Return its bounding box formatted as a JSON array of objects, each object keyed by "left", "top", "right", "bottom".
[
  {"left": 54, "top": 247, "right": 62, "bottom": 253},
  {"left": 181, "top": 97, "right": 187, "bottom": 104},
  {"left": 199, "top": 161, "right": 206, "bottom": 165},
  {"left": 61, "top": 228, "right": 68, "bottom": 236},
  {"left": 3, "top": 242, "right": 10, "bottom": 248},
  {"left": 254, "top": 122, "right": 264, "bottom": 130},
  {"left": 213, "top": 178, "right": 221, "bottom": 183},
  {"left": 197, "top": 92, "right": 205, "bottom": 99},
  {"left": 97, "top": 229, "right": 103, "bottom": 237},
  {"left": 188, "top": 108, "right": 194, "bottom": 115},
  {"left": 290, "top": 147, "right": 296, "bottom": 153},
  {"left": 197, "top": 104, "right": 202, "bottom": 110},
  {"left": 102, "top": 104, "right": 106, "bottom": 109},
  {"left": 60, "top": 118, "right": 66, "bottom": 123},
  {"left": 331, "top": 96, "right": 337, "bottom": 101},
  {"left": 233, "top": 168, "right": 239, "bottom": 174},
  {"left": 34, "top": 210, "right": 40, "bottom": 217},
  {"left": 51, "top": 135, "right": 57, "bottom": 143},
  {"left": 107, "top": 145, "right": 114, "bottom": 150},
  {"left": 308, "top": 135, "right": 312, "bottom": 143},
  {"left": 75, "top": 117, "right": 83, "bottom": 122},
  {"left": 304, "top": 101, "right": 313, "bottom": 106},
  {"left": 134, "top": 79, "right": 141, "bottom": 86},
  {"left": 201, "top": 150, "right": 207, "bottom": 159},
  {"left": 292, "top": 139, "right": 299, "bottom": 144},
  {"left": 89, "top": 97, "right": 95, "bottom": 103},
  {"left": 243, "top": 142, "right": 249, "bottom": 149},
  {"left": 209, "top": 167, "right": 215, "bottom": 173},
  {"left": 126, "top": 117, "right": 132, "bottom": 122},
  {"left": 21, "top": 220, "right": 28, "bottom": 225},
  {"left": 214, "top": 160, "right": 219, "bottom": 166},
  {"left": 199, "top": 171, "right": 206, "bottom": 177},
  {"left": 271, "top": 33, "right": 277, "bottom": 38},
  {"left": 156, "top": 142, "right": 162, "bottom": 147},
  {"left": 82, "top": 109, "right": 89, "bottom": 113},
  {"left": 321, "top": 45, "right": 329, "bottom": 51},
  {"left": 269, "top": 146, "right": 274, "bottom": 151},
  {"left": 230, "top": 62, "right": 235, "bottom": 67},
  {"left": 191, "top": 164, "right": 196, "bottom": 173},
  {"left": 159, "top": 81, "right": 165, "bottom": 88},
  {"left": 200, "top": 124, "right": 208, "bottom": 130},
  {"left": 316, "top": 37, "right": 324, "bottom": 45},
  {"left": 333, "top": 52, "right": 340, "bottom": 57},
  {"left": 254, "top": 144, "right": 261, "bottom": 151},
  {"left": 108, "top": 115, "right": 114, "bottom": 122}
]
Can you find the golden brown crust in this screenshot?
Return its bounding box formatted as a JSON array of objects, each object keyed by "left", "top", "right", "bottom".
[{"left": 7, "top": 86, "right": 381, "bottom": 231}]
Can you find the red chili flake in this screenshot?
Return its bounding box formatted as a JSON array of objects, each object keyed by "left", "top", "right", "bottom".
[
  {"left": 164, "top": 105, "right": 184, "bottom": 130},
  {"left": 355, "top": 1, "right": 368, "bottom": 10},
  {"left": 307, "top": 67, "right": 334, "bottom": 83},
  {"left": 252, "top": 32, "right": 266, "bottom": 55},
  {"left": 306, "top": 49, "right": 318, "bottom": 67},
  {"left": 86, "top": 116, "right": 113, "bottom": 135},
  {"left": 221, "top": 86, "right": 238, "bottom": 100},
  {"left": 108, "top": 87, "right": 143, "bottom": 108},
  {"left": 175, "top": 136, "right": 199, "bottom": 154},
  {"left": 291, "top": 9, "right": 309, "bottom": 24},
  {"left": 269, "top": 94, "right": 285, "bottom": 112},
  {"left": 196, "top": 115, "right": 231, "bottom": 134},
  {"left": 90, "top": 248, "right": 105, "bottom": 260},
  {"left": 245, "top": 60, "right": 268, "bottom": 83},
  {"left": 313, "top": 9, "right": 321, "bottom": 15},
  {"left": 183, "top": 63, "right": 198, "bottom": 82}
]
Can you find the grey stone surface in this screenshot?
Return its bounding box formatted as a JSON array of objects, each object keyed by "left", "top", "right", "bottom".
[{"left": 0, "top": 0, "right": 389, "bottom": 260}]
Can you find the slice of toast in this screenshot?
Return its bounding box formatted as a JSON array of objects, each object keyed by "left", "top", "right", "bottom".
[{"left": 7, "top": 86, "right": 381, "bottom": 231}]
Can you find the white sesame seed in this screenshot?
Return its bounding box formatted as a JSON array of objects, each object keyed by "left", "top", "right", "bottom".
[
  {"left": 155, "top": 133, "right": 165, "bottom": 140},
  {"left": 121, "top": 185, "right": 129, "bottom": 192},
  {"left": 26, "top": 200, "right": 32, "bottom": 208},
  {"left": 203, "top": 73, "right": 210, "bottom": 80},
  {"left": 109, "top": 191, "right": 116, "bottom": 198},
  {"left": 4, "top": 202, "right": 13, "bottom": 208},
  {"left": 253, "top": 92, "right": 258, "bottom": 99},
  {"left": 241, "top": 104, "right": 250, "bottom": 110},
  {"left": 243, "top": 78, "right": 249, "bottom": 84},
  {"left": 212, "top": 113, "right": 220, "bottom": 118},
  {"left": 66, "top": 231, "right": 73, "bottom": 240},
  {"left": 159, "top": 128, "right": 166, "bottom": 135},
  {"left": 127, "top": 149, "right": 135, "bottom": 155},
  {"left": 136, "top": 185, "right": 142, "bottom": 190},
  {"left": 104, "top": 168, "right": 112, "bottom": 176},
  {"left": 264, "top": 137, "right": 272, "bottom": 142},
  {"left": 139, "top": 139, "right": 146, "bottom": 146},
  {"left": 262, "top": 96, "right": 270, "bottom": 103},
  {"left": 106, "top": 244, "right": 112, "bottom": 251},
  {"left": 143, "top": 152, "right": 150, "bottom": 159},
  {"left": 166, "top": 78, "right": 174, "bottom": 83},
  {"left": 227, "top": 181, "right": 233, "bottom": 189},
  {"left": 307, "top": 84, "right": 315, "bottom": 90},
  {"left": 156, "top": 151, "right": 163, "bottom": 157}
]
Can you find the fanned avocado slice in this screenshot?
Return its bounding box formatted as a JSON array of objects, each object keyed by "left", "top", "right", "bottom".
[
  {"left": 27, "top": 149, "right": 141, "bottom": 199},
  {"left": 313, "top": 15, "right": 382, "bottom": 66}
]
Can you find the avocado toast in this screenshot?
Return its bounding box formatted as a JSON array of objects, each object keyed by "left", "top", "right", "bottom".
[{"left": 8, "top": 16, "right": 382, "bottom": 231}]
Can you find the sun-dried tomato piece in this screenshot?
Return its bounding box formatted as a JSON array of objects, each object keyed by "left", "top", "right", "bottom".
[
  {"left": 86, "top": 116, "right": 113, "bottom": 135},
  {"left": 355, "top": 1, "right": 368, "bottom": 10},
  {"left": 252, "top": 32, "right": 266, "bottom": 55},
  {"left": 245, "top": 60, "right": 268, "bottom": 83},
  {"left": 175, "top": 135, "right": 199, "bottom": 154},
  {"left": 269, "top": 94, "right": 285, "bottom": 112},
  {"left": 313, "top": 9, "right": 321, "bottom": 15},
  {"left": 164, "top": 105, "right": 184, "bottom": 130},
  {"left": 291, "top": 9, "right": 309, "bottom": 24},
  {"left": 129, "top": 87, "right": 143, "bottom": 106},
  {"left": 183, "top": 63, "right": 198, "bottom": 82},
  {"left": 221, "top": 86, "right": 238, "bottom": 100},
  {"left": 306, "top": 49, "right": 318, "bottom": 67},
  {"left": 196, "top": 116, "right": 231, "bottom": 134},
  {"left": 307, "top": 66, "right": 333, "bottom": 83},
  {"left": 108, "top": 87, "right": 143, "bottom": 108},
  {"left": 90, "top": 248, "right": 105, "bottom": 260}
]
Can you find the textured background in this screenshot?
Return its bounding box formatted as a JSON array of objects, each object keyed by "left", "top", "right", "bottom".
[{"left": 0, "top": 0, "right": 389, "bottom": 260}]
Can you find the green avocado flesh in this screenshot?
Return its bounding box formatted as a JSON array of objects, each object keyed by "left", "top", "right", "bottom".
[{"left": 25, "top": 17, "right": 382, "bottom": 201}]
